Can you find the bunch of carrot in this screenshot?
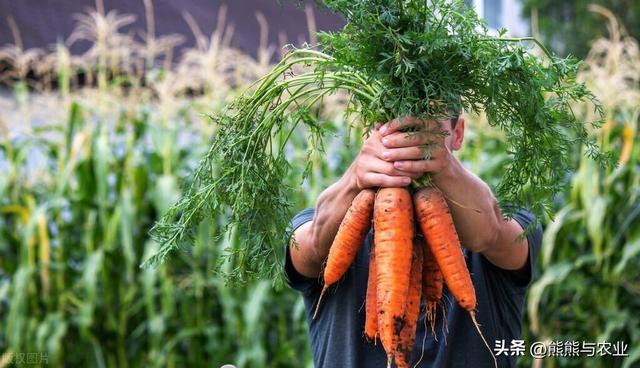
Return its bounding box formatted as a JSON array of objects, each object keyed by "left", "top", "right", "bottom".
[{"left": 314, "top": 186, "right": 495, "bottom": 368}]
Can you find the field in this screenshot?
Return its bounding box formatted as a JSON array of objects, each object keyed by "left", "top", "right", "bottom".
[{"left": 0, "top": 3, "right": 638, "bottom": 368}]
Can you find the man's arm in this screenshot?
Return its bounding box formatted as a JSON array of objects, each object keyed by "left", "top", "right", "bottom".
[
  {"left": 290, "top": 128, "right": 421, "bottom": 278},
  {"left": 379, "top": 117, "right": 529, "bottom": 271},
  {"left": 431, "top": 157, "right": 529, "bottom": 271}
]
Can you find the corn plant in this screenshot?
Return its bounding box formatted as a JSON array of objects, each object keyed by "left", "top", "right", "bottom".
[
  {"left": 0, "top": 2, "right": 329, "bottom": 367},
  {"left": 519, "top": 11, "right": 640, "bottom": 368}
]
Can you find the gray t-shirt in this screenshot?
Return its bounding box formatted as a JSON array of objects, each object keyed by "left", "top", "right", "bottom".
[{"left": 285, "top": 207, "right": 542, "bottom": 368}]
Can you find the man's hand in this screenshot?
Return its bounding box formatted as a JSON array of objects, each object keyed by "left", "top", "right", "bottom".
[
  {"left": 377, "top": 117, "right": 456, "bottom": 182},
  {"left": 353, "top": 125, "right": 422, "bottom": 190}
]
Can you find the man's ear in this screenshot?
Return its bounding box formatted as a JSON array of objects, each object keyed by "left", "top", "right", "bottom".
[{"left": 451, "top": 117, "right": 464, "bottom": 151}]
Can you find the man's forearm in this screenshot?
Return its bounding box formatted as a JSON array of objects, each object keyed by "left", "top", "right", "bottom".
[
  {"left": 308, "top": 163, "right": 362, "bottom": 264},
  {"left": 432, "top": 156, "right": 502, "bottom": 253}
]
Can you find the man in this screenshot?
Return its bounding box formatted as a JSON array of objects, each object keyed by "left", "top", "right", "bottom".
[{"left": 285, "top": 116, "right": 543, "bottom": 367}]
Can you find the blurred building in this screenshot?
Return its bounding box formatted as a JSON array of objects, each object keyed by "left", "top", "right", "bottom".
[{"left": 467, "top": 0, "right": 529, "bottom": 36}]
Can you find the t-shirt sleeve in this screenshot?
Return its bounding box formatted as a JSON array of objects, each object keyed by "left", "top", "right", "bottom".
[
  {"left": 284, "top": 208, "right": 319, "bottom": 295},
  {"left": 506, "top": 209, "right": 544, "bottom": 288}
]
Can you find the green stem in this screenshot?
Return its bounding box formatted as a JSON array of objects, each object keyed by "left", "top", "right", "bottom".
[
  {"left": 243, "top": 72, "right": 376, "bottom": 154},
  {"left": 277, "top": 88, "right": 337, "bottom": 154},
  {"left": 411, "top": 174, "right": 433, "bottom": 191},
  {"left": 488, "top": 36, "right": 554, "bottom": 60}
]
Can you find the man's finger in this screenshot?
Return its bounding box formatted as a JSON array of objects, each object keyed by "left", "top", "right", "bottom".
[
  {"left": 392, "top": 159, "right": 441, "bottom": 174},
  {"left": 381, "top": 146, "right": 426, "bottom": 161},
  {"left": 380, "top": 118, "right": 449, "bottom": 138},
  {"left": 379, "top": 116, "right": 423, "bottom": 136},
  {"left": 363, "top": 172, "right": 412, "bottom": 187},
  {"left": 369, "top": 160, "right": 421, "bottom": 178},
  {"left": 382, "top": 130, "right": 447, "bottom": 148},
  {"left": 381, "top": 132, "right": 425, "bottom": 149}
]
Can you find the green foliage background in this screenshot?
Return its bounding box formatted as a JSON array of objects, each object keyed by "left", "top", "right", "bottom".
[
  {"left": 522, "top": 0, "right": 640, "bottom": 58},
  {"left": 0, "top": 3, "right": 639, "bottom": 368}
]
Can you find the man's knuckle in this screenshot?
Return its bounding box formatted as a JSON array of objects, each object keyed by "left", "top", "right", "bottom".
[
  {"left": 403, "top": 161, "right": 416, "bottom": 171},
  {"left": 361, "top": 175, "right": 373, "bottom": 188},
  {"left": 383, "top": 164, "right": 395, "bottom": 175},
  {"left": 413, "top": 164, "right": 422, "bottom": 173},
  {"left": 424, "top": 161, "right": 435, "bottom": 172}
]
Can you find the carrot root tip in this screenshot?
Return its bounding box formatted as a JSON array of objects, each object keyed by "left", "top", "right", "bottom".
[
  {"left": 469, "top": 311, "right": 497, "bottom": 368},
  {"left": 312, "top": 287, "right": 327, "bottom": 320}
]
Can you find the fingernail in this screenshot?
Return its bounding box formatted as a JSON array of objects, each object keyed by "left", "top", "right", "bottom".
[
  {"left": 379, "top": 125, "right": 387, "bottom": 135},
  {"left": 403, "top": 177, "right": 411, "bottom": 184},
  {"left": 394, "top": 161, "right": 403, "bottom": 168},
  {"left": 382, "top": 138, "right": 389, "bottom": 146},
  {"left": 382, "top": 151, "right": 390, "bottom": 159}
]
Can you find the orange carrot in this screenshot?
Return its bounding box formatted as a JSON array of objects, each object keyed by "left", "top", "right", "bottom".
[
  {"left": 364, "top": 243, "right": 378, "bottom": 342},
  {"left": 420, "top": 236, "right": 444, "bottom": 336},
  {"left": 414, "top": 186, "right": 475, "bottom": 311},
  {"left": 313, "top": 189, "right": 375, "bottom": 319},
  {"left": 413, "top": 185, "right": 496, "bottom": 368},
  {"left": 395, "top": 239, "right": 423, "bottom": 368},
  {"left": 374, "top": 187, "right": 414, "bottom": 367}
]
